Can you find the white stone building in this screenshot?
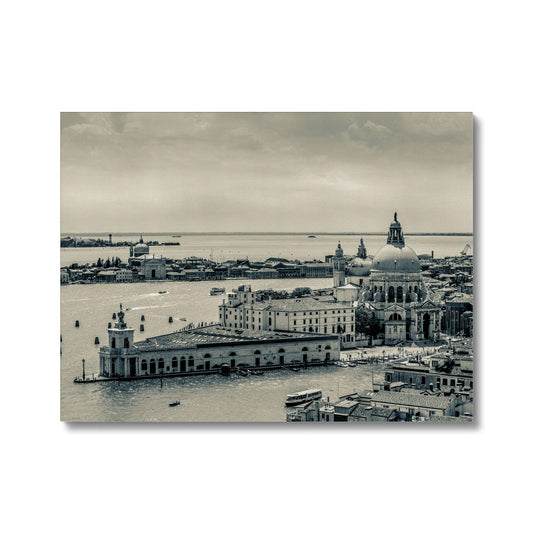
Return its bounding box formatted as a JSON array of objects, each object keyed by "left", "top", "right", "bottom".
[
  {"left": 218, "top": 285, "right": 359, "bottom": 348},
  {"left": 99, "top": 304, "right": 340, "bottom": 378}
]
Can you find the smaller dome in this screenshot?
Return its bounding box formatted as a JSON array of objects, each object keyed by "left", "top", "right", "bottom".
[{"left": 134, "top": 243, "right": 149, "bottom": 254}]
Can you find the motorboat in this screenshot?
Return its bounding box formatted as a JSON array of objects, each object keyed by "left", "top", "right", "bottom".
[
  {"left": 169, "top": 401, "right": 180, "bottom": 407},
  {"left": 210, "top": 287, "right": 225, "bottom": 296},
  {"left": 285, "top": 389, "right": 322, "bottom": 407}
]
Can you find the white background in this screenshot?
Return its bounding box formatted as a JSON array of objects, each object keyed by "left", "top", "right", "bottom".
[{"left": 2, "top": 1, "right": 530, "bottom": 532}]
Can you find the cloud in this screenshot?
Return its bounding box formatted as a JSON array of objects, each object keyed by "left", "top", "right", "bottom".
[{"left": 347, "top": 120, "right": 394, "bottom": 149}]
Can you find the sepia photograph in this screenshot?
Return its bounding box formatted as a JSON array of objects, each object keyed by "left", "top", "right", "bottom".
[
  {"left": 8, "top": 2, "right": 533, "bottom": 532},
  {"left": 61, "top": 112, "right": 473, "bottom": 423}
]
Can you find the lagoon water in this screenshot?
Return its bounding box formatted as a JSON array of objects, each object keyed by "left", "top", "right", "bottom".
[
  {"left": 60, "top": 232, "right": 472, "bottom": 267},
  {"left": 60, "top": 233, "right": 471, "bottom": 422}
]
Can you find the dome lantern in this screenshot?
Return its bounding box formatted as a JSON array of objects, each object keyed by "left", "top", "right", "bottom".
[{"left": 387, "top": 212, "right": 405, "bottom": 246}]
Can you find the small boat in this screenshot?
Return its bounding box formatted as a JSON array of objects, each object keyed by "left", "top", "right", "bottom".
[
  {"left": 285, "top": 389, "right": 322, "bottom": 407},
  {"left": 172, "top": 235, "right": 181, "bottom": 238},
  {"left": 158, "top": 290, "right": 168, "bottom": 294},
  {"left": 307, "top": 235, "right": 316, "bottom": 238},
  {"left": 179, "top": 317, "right": 187, "bottom": 321},
  {"left": 237, "top": 368, "right": 249, "bottom": 376},
  {"left": 357, "top": 359, "right": 368, "bottom": 365},
  {"left": 249, "top": 370, "right": 264, "bottom": 375},
  {"left": 169, "top": 401, "right": 180, "bottom": 407},
  {"left": 283, "top": 365, "right": 300, "bottom": 372},
  {"left": 210, "top": 287, "right": 225, "bottom": 296}
]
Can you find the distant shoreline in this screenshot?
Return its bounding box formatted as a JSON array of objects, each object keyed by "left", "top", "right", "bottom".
[{"left": 61, "top": 232, "right": 474, "bottom": 237}]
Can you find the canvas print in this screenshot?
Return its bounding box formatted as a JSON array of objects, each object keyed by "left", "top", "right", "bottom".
[{"left": 60, "top": 112, "right": 473, "bottom": 422}]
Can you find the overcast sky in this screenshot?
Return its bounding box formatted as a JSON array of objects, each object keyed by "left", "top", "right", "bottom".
[{"left": 60, "top": 112, "right": 472, "bottom": 234}]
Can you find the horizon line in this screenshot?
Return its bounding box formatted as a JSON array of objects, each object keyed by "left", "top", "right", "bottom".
[{"left": 61, "top": 231, "right": 474, "bottom": 237}]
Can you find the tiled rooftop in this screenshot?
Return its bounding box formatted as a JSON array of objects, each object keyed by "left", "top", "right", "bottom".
[
  {"left": 135, "top": 325, "right": 335, "bottom": 351},
  {"left": 251, "top": 299, "right": 353, "bottom": 312},
  {"left": 372, "top": 390, "right": 452, "bottom": 410}
]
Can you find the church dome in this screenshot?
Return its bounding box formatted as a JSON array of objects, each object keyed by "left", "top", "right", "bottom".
[
  {"left": 370, "top": 212, "right": 420, "bottom": 274},
  {"left": 133, "top": 235, "right": 149, "bottom": 256},
  {"left": 371, "top": 244, "right": 420, "bottom": 273},
  {"left": 134, "top": 243, "right": 149, "bottom": 254}
]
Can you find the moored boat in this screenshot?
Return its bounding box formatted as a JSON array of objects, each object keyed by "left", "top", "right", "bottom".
[
  {"left": 285, "top": 388, "right": 322, "bottom": 407},
  {"left": 210, "top": 287, "right": 225, "bottom": 296}
]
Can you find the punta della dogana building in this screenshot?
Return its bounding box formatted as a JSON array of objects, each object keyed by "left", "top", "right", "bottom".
[{"left": 98, "top": 305, "right": 340, "bottom": 379}]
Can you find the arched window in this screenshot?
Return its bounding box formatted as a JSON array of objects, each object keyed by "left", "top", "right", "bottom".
[
  {"left": 149, "top": 359, "right": 156, "bottom": 373},
  {"left": 309, "top": 327, "right": 313, "bottom": 332},
  {"left": 388, "top": 286, "right": 395, "bottom": 301},
  {"left": 325, "top": 345, "right": 331, "bottom": 350},
  {"left": 171, "top": 357, "right": 178, "bottom": 368},
  {"left": 188, "top": 356, "right": 194, "bottom": 367},
  {"left": 278, "top": 348, "right": 285, "bottom": 353},
  {"left": 302, "top": 347, "right": 308, "bottom": 351},
  {"left": 141, "top": 359, "right": 147, "bottom": 371},
  {"left": 389, "top": 313, "right": 402, "bottom": 321},
  {"left": 229, "top": 352, "right": 237, "bottom": 357},
  {"left": 414, "top": 286, "right": 418, "bottom": 293},
  {"left": 204, "top": 353, "right": 211, "bottom": 358},
  {"left": 397, "top": 286, "right": 403, "bottom": 301},
  {"left": 111, "top": 337, "right": 116, "bottom": 348},
  {"left": 158, "top": 358, "right": 164, "bottom": 370},
  {"left": 254, "top": 350, "right": 261, "bottom": 355}
]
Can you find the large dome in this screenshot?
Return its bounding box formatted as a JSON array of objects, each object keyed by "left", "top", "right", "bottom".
[
  {"left": 370, "top": 212, "right": 421, "bottom": 273},
  {"left": 371, "top": 244, "right": 420, "bottom": 273}
]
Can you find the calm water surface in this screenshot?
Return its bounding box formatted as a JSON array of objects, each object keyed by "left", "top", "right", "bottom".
[
  {"left": 60, "top": 233, "right": 473, "bottom": 267},
  {"left": 61, "top": 278, "right": 385, "bottom": 422},
  {"left": 61, "top": 234, "right": 470, "bottom": 422}
]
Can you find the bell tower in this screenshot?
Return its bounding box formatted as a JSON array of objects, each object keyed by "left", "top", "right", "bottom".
[
  {"left": 333, "top": 241, "right": 346, "bottom": 288},
  {"left": 100, "top": 304, "right": 136, "bottom": 377}
]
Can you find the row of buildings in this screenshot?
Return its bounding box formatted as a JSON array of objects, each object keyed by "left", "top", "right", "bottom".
[
  {"left": 287, "top": 353, "right": 473, "bottom": 422},
  {"left": 61, "top": 237, "right": 335, "bottom": 283}
]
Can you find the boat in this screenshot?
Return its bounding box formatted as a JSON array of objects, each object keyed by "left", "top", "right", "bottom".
[
  {"left": 283, "top": 365, "right": 300, "bottom": 372},
  {"left": 172, "top": 235, "right": 181, "bottom": 238},
  {"left": 169, "top": 401, "right": 180, "bottom": 407},
  {"left": 210, "top": 287, "right": 225, "bottom": 296},
  {"left": 249, "top": 370, "right": 264, "bottom": 376},
  {"left": 158, "top": 290, "right": 168, "bottom": 294},
  {"left": 179, "top": 317, "right": 187, "bottom": 321},
  {"left": 285, "top": 389, "right": 322, "bottom": 407},
  {"left": 237, "top": 368, "right": 249, "bottom": 376},
  {"left": 307, "top": 235, "right": 316, "bottom": 238}
]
